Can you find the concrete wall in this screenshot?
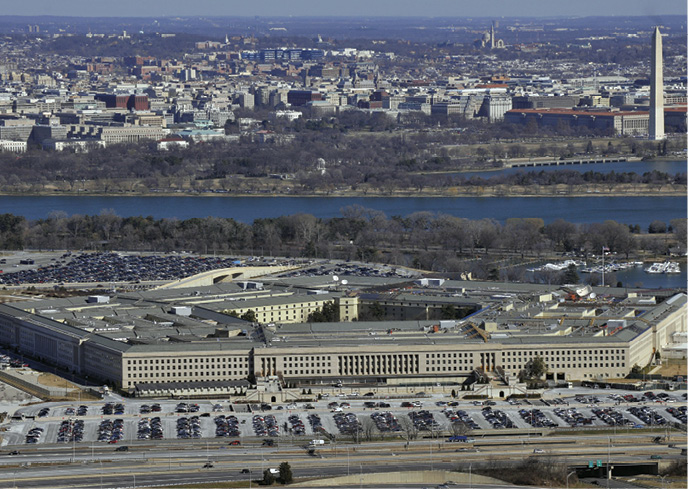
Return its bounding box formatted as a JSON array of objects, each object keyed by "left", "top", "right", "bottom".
[
  {"left": 294, "top": 470, "right": 504, "bottom": 487},
  {"left": 157, "top": 265, "right": 297, "bottom": 289}
]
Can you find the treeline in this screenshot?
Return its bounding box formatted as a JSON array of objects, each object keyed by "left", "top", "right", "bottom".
[
  {"left": 0, "top": 127, "right": 684, "bottom": 196},
  {"left": 1, "top": 211, "right": 685, "bottom": 280}
]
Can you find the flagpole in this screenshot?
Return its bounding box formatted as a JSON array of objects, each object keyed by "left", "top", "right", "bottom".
[{"left": 602, "top": 247, "right": 605, "bottom": 287}]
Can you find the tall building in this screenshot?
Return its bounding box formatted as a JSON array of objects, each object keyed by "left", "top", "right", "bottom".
[{"left": 649, "top": 26, "right": 665, "bottom": 140}]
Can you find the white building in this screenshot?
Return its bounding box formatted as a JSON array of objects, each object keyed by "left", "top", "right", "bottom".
[{"left": 0, "top": 140, "right": 27, "bottom": 153}]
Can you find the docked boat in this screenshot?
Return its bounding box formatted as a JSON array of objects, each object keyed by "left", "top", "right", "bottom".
[{"left": 644, "top": 261, "right": 681, "bottom": 274}]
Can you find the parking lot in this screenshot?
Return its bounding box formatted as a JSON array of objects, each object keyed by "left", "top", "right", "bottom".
[
  {"left": 2, "top": 389, "right": 684, "bottom": 448},
  {"left": 0, "top": 252, "right": 415, "bottom": 287},
  {"left": 0, "top": 252, "right": 301, "bottom": 286}
]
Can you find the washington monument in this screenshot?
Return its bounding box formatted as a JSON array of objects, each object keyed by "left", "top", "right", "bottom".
[{"left": 649, "top": 26, "right": 664, "bottom": 140}]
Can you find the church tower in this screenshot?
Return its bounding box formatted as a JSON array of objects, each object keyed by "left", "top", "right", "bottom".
[{"left": 649, "top": 26, "right": 664, "bottom": 140}]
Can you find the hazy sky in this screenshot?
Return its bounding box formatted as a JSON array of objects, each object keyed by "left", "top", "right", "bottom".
[{"left": 7, "top": 0, "right": 687, "bottom": 17}]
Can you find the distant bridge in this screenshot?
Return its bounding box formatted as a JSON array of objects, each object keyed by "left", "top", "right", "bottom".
[{"left": 508, "top": 156, "right": 642, "bottom": 169}]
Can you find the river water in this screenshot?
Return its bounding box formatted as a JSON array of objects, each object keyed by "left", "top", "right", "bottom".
[{"left": 0, "top": 195, "right": 684, "bottom": 228}]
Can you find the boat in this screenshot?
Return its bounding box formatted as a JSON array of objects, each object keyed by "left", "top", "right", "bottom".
[{"left": 644, "top": 261, "right": 681, "bottom": 274}]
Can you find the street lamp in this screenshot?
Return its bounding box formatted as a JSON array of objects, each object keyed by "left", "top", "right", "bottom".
[
  {"left": 606, "top": 436, "right": 611, "bottom": 489},
  {"left": 566, "top": 470, "right": 576, "bottom": 489},
  {"left": 469, "top": 463, "right": 472, "bottom": 489}
]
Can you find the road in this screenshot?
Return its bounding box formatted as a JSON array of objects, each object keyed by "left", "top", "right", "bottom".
[{"left": 0, "top": 432, "right": 683, "bottom": 489}]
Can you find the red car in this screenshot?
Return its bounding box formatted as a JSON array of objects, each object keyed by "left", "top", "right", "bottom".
[{"left": 229, "top": 440, "right": 241, "bottom": 446}]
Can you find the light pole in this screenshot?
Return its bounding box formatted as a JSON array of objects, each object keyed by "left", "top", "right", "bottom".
[
  {"left": 99, "top": 459, "right": 103, "bottom": 489},
  {"left": 469, "top": 463, "right": 472, "bottom": 489},
  {"left": 71, "top": 418, "right": 76, "bottom": 462},
  {"left": 566, "top": 470, "right": 576, "bottom": 489},
  {"left": 606, "top": 436, "right": 611, "bottom": 489},
  {"left": 347, "top": 446, "right": 350, "bottom": 476}
]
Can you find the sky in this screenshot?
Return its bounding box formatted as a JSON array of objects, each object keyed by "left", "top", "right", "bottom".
[{"left": 5, "top": 0, "right": 687, "bottom": 18}]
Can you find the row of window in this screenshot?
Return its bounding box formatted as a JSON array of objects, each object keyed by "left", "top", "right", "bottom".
[
  {"left": 128, "top": 358, "right": 246, "bottom": 365},
  {"left": 129, "top": 370, "right": 247, "bottom": 379}
]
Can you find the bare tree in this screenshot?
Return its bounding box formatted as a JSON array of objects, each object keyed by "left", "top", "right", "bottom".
[
  {"left": 399, "top": 415, "right": 419, "bottom": 441},
  {"left": 450, "top": 421, "right": 473, "bottom": 437},
  {"left": 360, "top": 417, "right": 378, "bottom": 442}
]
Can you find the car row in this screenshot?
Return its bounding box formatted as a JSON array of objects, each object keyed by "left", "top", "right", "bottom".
[
  {"left": 97, "top": 419, "right": 124, "bottom": 443},
  {"left": 627, "top": 406, "right": 666, "bottom": 426},
  {"left": 214, "top": 415, "right": 240, "bottom": 438},
  {"left": 288, "top": 415, "right": 306, "bottom": 436},
  {"left": 665, "top": 406, "right": 686, "bottom": 424},
  {"left": 252, "top": 414, "right": 279, "bottom": 437},
  {"left": 102, "top": 403, "right": 125, "bottom": 415},
  {"left": 554, "top": 407, "right": 594, "bottom": 426},
  {"left": 277, "top": 262, "right": 411, "bottom": 280},
  {"left": 592, "top": 407, "right": 633, "bottom": 427},
  {"left": 408, "top": 410, "right": 440, "bottom": 432},
  {"left": 176, "top": 403, "right": 200, "bottom": 413},
  {"left": 442, "top": 408, "right": 481, "bottom": 430},
  {"left": 177, "top": 416, "right": 202, "bottom": 439},
  {"left": 137, "top": 417, "right": 163, "bottom": 440},
  {"left": 57, "top": 419, "right": 84, "bottom": 443},
  {"left": 307, "top": 414, "right": 323, "bottom": 432},
  {"left": 481, "top": 407, "right": 514, "bottom": 429},
  {"left": 371, "top": 411, "right": 401, "bottom": 432},
  {"left": 363, "top": 401, "right": 392, "bottom": 409},
  {"left": 333, "top": 412, "right": 361, "bottom": 435},
  {"left": 66, "top": 405, "right": 89, "bottom": 416},
  {"left": 518, "top": 408, "right": 557, "bottom": 428},
  {"left": 25, "top": 427, "right": 44, "bottom": 444}
]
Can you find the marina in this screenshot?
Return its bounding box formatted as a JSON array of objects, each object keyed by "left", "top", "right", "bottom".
[{"left": 527, "top": 260, "right": 686, "bottom": 289}]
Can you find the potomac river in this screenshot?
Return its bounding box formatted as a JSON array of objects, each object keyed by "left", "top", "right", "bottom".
[{"left": 0, "top": 195, "right": 684, "bottom": 228}]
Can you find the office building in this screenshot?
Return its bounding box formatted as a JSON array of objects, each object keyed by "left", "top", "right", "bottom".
[{"left": 0, "top": 275, "right": 683, "bottom": 396}]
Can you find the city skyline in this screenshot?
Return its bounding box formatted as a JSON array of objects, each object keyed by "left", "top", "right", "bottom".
[{"left": 5, "top": 0, "right": 687, "bottom": 18}]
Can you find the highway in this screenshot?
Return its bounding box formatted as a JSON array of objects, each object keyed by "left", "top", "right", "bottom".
[
  {"left": 0, "top": 387, "right": 684, "bottom": 488},
  {"left": 0, "top": 432, "right": 683, "bottom": 489}
]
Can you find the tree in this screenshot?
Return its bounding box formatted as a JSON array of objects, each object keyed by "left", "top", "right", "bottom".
[
  {"left": 648, "top": 220, "right": 667, "bottom": 234},
  {"left": 450, "top": 420, "right": 473, "bottom": 437},
  {"left": 670, "top": 218, "right": 687, "bottom": 252},
  {"left": 361, "top": 417, "right": 379, "bottom": 442},
  {"left": 519, "top": 356, "right": 548, "bottom": 381},
  {"left": 307, "top": 301, "right": 339, "bottom": 322},
  {"left": 399, "top": 415, "right": 419, "bottom": 441},
  {"left": 360, "top": 301, "right": 385, "bottom": 321},
  {"left": 562, "top": 264, "right": 579, "bottom": 284},
  {"left": 278, "top": 462, "right": 293, "bottom": 484},
  {"left": 261, "top": 469, "right": 276, "bottom": 485},
  {"left": 240, "top": 310, "right": 258, "bottom": 322}
]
